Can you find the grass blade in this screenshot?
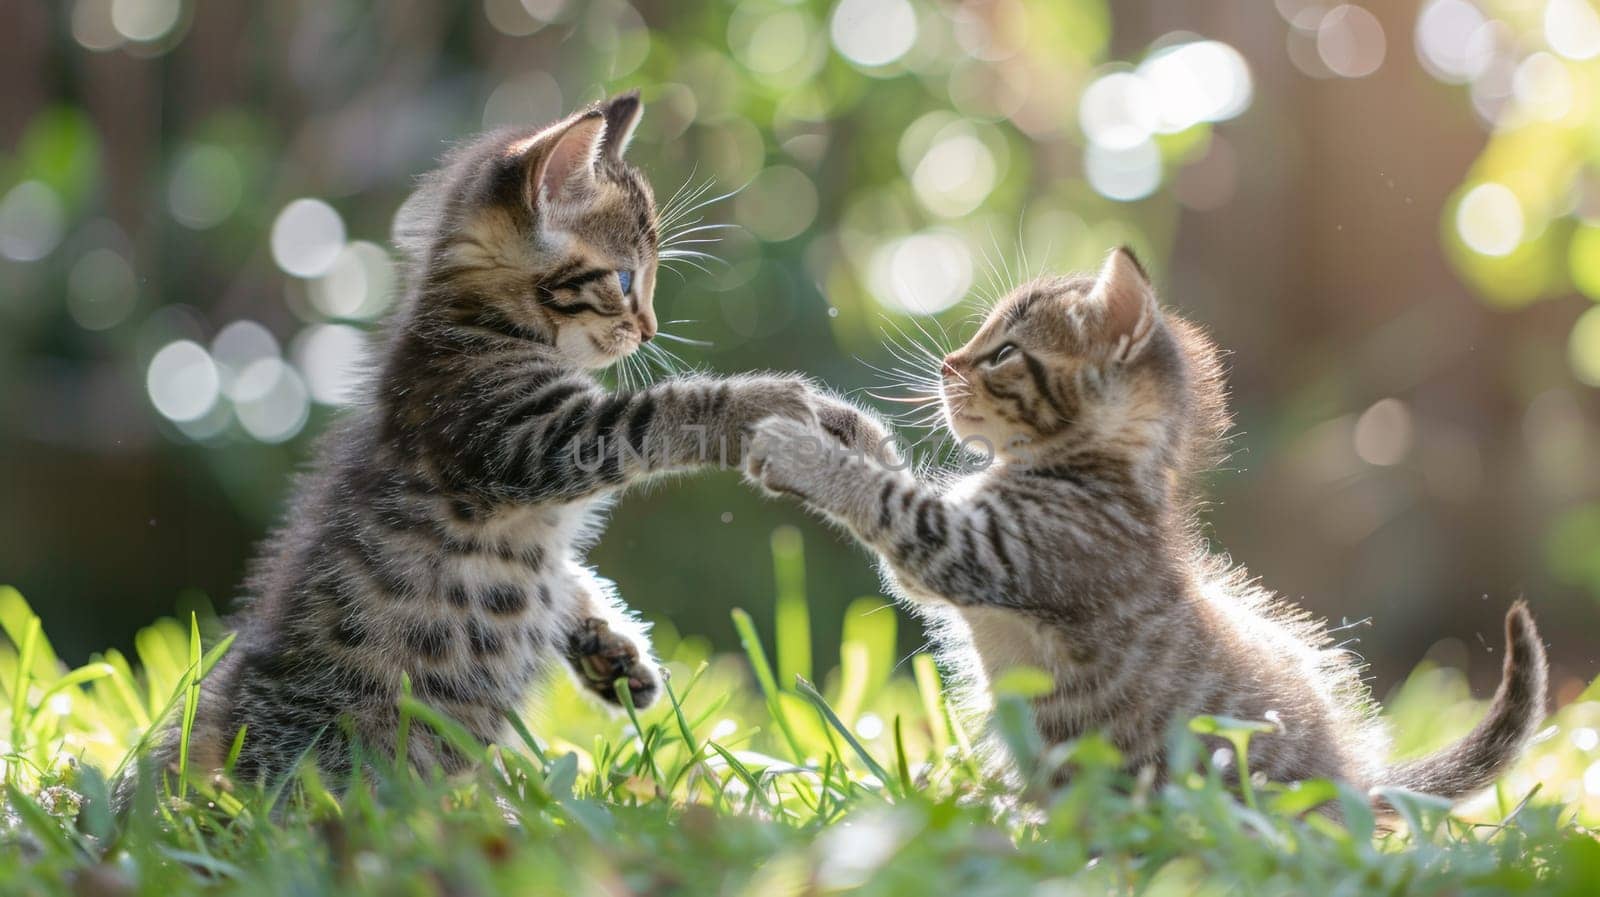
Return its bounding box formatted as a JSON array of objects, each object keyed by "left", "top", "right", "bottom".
[{"left": 731, "top": 608, "right": 805, "bottom": 762}]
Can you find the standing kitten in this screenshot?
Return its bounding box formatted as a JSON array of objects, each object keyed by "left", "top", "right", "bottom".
[
  {"left": 744, "top": 248, "right": 1547, "bottom": 801},
  {"left": 124, "top": 94, "right": 823, "bottom": 800}
]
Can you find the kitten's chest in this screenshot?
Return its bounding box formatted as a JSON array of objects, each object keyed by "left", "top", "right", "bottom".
[{"left": 960, "top": 606, "right": 1070, "bottom": 683}]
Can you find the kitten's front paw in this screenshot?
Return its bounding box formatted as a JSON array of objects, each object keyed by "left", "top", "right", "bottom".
[
  {"left": 811, "top": 394, "right": 902, "bottom": 468},
  {"left": 566, "top": 617, "right": 663, "bottom": 709},
  {"left": 743, "top": 417, "right": 827, "bottom": 498}
]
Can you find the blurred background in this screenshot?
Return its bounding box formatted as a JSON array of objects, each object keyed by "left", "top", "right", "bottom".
[{"left": 2, "top": 0, "right": 1597, "bottom": 704}]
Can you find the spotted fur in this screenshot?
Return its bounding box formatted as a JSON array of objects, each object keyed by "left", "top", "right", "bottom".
[
  {"left": 746, "top": 248, "right": 1548, "bottom": 804},
  {"left": 120, "top": 94, "right": 821, "bottom": 803}
]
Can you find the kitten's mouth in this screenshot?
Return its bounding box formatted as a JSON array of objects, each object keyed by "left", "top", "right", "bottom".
[
  {"left": 942, "top": 392, "right": 984, "bottom": 424},
  {"left": 587, "top": 325, "right": 642, "bottom": 368}
]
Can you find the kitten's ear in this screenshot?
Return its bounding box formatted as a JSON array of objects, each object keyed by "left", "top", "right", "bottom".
[
  {"left": 1089, "top": 246, "right": 1160, "bottom": 363},
  {"left": 528, "top": 111, "right": 606, "bottom": 210},
  {"left": 599, "top": 90, "right": 643, "bottom": 161}
]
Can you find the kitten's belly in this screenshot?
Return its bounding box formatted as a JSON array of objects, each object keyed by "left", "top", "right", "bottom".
[{"left": 397, "top": 500, "right": 609, "bottom": 737}]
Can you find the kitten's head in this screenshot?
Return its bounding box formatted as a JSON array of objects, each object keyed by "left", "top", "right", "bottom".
[
  {"left": 394, "top": 92, "right": 658, "bottom": 368},
  {"left": 941, "top": 248, "right": 1229, "bottom": 477}
]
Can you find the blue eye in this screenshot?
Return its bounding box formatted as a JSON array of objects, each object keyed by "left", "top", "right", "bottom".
[{"left": 617, "top": 270, "right": 633, "bottom": 295}]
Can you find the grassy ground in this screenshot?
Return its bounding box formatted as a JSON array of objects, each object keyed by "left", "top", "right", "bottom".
[{"left": 2, "top": 531, "right": 1598, "bottom": 895}]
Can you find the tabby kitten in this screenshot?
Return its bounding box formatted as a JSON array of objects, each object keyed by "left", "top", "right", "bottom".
[
  {"left": 744, "top": 248, "right": 1548, "bottom": 801},
  {"left": 124, "top": 94, "right": 823, "bottom": 801}
]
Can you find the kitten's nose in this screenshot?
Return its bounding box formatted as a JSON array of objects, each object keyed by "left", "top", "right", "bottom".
[
  {"left": 637, "top": 311, "right": 657, "bottom": 342},
  {"left": 941, "top": 358, "right": 959, "bottom": 378}
]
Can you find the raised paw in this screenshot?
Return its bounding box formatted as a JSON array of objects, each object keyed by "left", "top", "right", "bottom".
[
  {"left": 811, "top": 394, "right": 902, "bottom": 468},
  {"left": 743, "top": 417, "right": 827, "bottom": 498},
  {"left": 565, "top": 617, "right": 663, "bottom": 709}
]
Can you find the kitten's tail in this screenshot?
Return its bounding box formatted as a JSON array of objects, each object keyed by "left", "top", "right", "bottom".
[{"left": 1377, "top": 601, "right": 1548, "bottom": 800}]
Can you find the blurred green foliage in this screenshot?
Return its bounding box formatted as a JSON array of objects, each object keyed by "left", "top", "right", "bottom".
[{"left": 1, "top": 0, "right": 1597, "bottom": 698}]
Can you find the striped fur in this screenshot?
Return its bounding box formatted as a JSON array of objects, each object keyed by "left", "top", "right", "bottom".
[
  {"left": 121, "top": 95, "right": 821, "bottom": 803},
  {"left": 747, "top": 248, "right": 1548, "bottom": 805}
]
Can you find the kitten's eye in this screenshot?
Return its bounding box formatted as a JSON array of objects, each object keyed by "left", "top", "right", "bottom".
[
  {"left": 617, "top": 270, "right": 633, "bottom": 295},
  {"left": 983, "top": 343, "right": 1017, "bottom": 367}
]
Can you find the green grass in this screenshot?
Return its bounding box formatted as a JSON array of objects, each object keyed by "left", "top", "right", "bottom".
[{"left": 2, "top": 530, "right": 1599, "bottom": 895}]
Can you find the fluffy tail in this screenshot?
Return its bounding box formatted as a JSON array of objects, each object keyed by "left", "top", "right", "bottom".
[{"left": 1378, "top": 601, "right": 1548, "bottom": 800}]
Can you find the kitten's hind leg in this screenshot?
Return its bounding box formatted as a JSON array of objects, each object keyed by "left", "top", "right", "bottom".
[{"left": 561, "top": 566, "right": 664, "bottom": 709}]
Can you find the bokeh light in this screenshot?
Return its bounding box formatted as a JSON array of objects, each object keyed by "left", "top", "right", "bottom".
[
  {"left": 1511, "top": 52, "right": 1573, "bottom": 122},
  {"left": 911, "top": 126, "right": 999, "bottom": 218},
  {"left": 1570, "top": 306, "right": 1600, "bottom": 387},
  {"left": 146, "top": 339, "right": 220, "bottom": 423},
  {"left": 1140, "top": 41, "right": 1253, "bottom": 132},
  {"left": 483, "top": 71, "right": 563, "bottom": 130},
  {"left": 293, "top": 323, "right": 368, "bottom": 406},
  {"left": 167, "top": 144, "right": 242, "bottom": 229},
  {"left": 0, "top": 181, "right": 66, "bottom": 262},
  {"left": 735, "top": 166, "right": 818, "bottom": 242},
  {"left": 1546, "top": 0, "right": 1600, "bottom": 61},
  {"left": 1416, "top": 0, "right": 1492, "bottom": 83},
  {"left": 270, "top": 198, "right": 346, "bottom": 279},
  {"left": 1079, "top": 72, "right": 1159, "bottom": 150},
  {"left": 67, "top": 248, "right": 138, "bottom": 331},
  {"left": 1316, "top": 5, "right": 1386, "bottom": 78},
  {"left": 1456, "top": 183, "right": 1523, "bottom": 256},
  {"left": 310, "top": 241, "right": 397, "bottom": 321},
  {"left": 212, "top": 320, "right": 280, "bottom": 396},
  {"left": 830, "top": 0, "right": 916, "bottom": 68},
  {"left": 730, "top": 3, "right": 823, "bottom": 83},
  {"left": 232, "top": 357, "right": 311, "bottom": 443},
  {"left": 869, "top": 231, "right": 973, "bottom": 315},
  {"left": 1085, "top": 140, "right": 1162, "bottom": 202},
  {"left": 1353, "top": 398, "right": 1414, "bottom": 466},
  {"left": 1571, "top": 224, "right": 1600, "bottom": 300},
  {"left": 482, "top": 0, "right": 544, "bottom": 37},
  {"left": 110, "top": 0, "right": 182, "bottom": 43},
  {"left": 71, "top": 0, "right": 123, "bottom": 51}
]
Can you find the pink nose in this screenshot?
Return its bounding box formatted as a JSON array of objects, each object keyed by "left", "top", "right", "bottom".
[
  {"left": 638, "top": 314, "right": 657, "bottom": 342},
  {"left": 941, "top": 359, "right": 958, "bottom": 377}
]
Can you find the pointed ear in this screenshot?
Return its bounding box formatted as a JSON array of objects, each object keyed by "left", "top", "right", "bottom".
[
  {"left": 1090, "top": 246, "right": 1160, "bottom": 363},
  {"left": 528, "top": 111, "right": 606, "bottom": 211},
  {"left": 599, "top": 91, "right": 643, "bottom": 161}
]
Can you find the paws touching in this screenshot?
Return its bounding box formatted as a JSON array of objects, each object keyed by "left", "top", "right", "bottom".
[
  {"left": 566, "top": 617, "right": 663, "bottom": 708},
  {"left": 743, "top": 394, "right": 900, "bottom": 496},
  {"left": 810, "top": 394, "right": 901, "bottom": 467},
  {"left": 742, "top": 417, "right": 823, "bottom": 497}
]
